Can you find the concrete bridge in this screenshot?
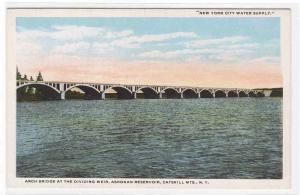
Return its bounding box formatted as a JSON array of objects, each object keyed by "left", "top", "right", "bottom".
[{"left": 16, "top": 80, "right": 283, "bottom": 100}]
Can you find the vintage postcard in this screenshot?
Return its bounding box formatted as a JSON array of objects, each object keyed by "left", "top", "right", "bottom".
[{"left": 6, "top": 5, "right": 292, "bottom": 190}]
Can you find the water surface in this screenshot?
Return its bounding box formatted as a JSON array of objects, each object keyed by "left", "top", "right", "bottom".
[{"left": 17, "top": 98, "right": 282, "bottom": 179}]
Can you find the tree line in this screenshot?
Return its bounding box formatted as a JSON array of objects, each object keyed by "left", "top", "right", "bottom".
[
  {"left": 17, "top": 67, "right": 46, "bottom": 101},
  {"left": 17, "top": 67, "right": 85, "bottom": 101},
  {"left": 17, "top": 67, "right": 43, "bottom": 82}
]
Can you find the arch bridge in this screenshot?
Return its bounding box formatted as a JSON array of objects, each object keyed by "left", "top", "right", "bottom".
[{"left": 16, "top": 80, "right": 282, "bottom": 100}]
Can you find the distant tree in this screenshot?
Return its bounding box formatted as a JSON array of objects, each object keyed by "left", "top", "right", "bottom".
[
  {"left": 16, "top": 67, "right": 22, "bottom": 80},
  {"left": 30, "top": 76, "right": 34, "bottom": 81},
  {"left": 23, "top": 74, "right": 28, "bottom": 81},
  {"left": 36, "top": 71, "right": 43, "bottom": 81}
]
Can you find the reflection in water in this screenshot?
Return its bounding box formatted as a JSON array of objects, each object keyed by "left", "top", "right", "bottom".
[{"left": 17, "top": 98, "right": 282, "bottom": 179}]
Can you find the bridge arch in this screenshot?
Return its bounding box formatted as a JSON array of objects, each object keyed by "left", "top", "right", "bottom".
[
  {"left": 104, "top": 85, "right": 133, "bottom": 99},
  {"left": 17, "top": 83, "right": 61, "bottom": 100},
  {"left": 248, "top": 91, "right": 256, "bottom": 97},
  {"left": 227, "top": 90, "right": 238, "bottom": 97},
  {"left": 182, "top": 88, "right": 198, "bottom": 98},
  {"left": 64, "top": 84, "right": 101, "bottom": 100},
  {"left": 256, "top": 91, "right": 265, "bottom": 97},
  {"left": 200, "top": 89, "right": 213, "bottom": 98},
  {"left": 238, "top": 91, "right": 248, "bottom": 97},
  {"left": 214, "top": 90, "right": 227, "bottom": 98},
  {"left": 161, "top": 87, "right": 181, "bottom": 99},
  {"left": 17, "top": 83, "right": 60, "bottom": 93},
  {"left": 136, "top": 87, "right": 159, "bottom": 99}
]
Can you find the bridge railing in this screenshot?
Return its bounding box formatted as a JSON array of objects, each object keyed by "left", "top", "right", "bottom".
[{"left": 16, "top": 80, "right": 254, "bottom": 91}]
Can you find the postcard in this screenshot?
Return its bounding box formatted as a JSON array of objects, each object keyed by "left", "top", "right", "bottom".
[{"left": 6, "top": 5, "right": 292, "bottom": 190}]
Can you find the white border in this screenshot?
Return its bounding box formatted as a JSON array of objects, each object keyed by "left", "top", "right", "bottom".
[{"left": 2, "top": 1, "right": 300, "bottom": 195}]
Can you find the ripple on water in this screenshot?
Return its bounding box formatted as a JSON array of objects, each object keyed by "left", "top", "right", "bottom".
[{"left": 17, "top": 98, "right": 282, "bottom": 179}]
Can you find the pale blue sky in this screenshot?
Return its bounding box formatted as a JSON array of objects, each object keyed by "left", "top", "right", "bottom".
[
  {"left": 16, "top": 17, "right": 279, "bottom": 40},
  {"left": 16, "top": 17, "right": 280, "bottom": 63}
]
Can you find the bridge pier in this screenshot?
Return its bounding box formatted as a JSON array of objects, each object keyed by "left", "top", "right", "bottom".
[
  {"left": 101, "top": 92, "right": 105, "bottom": 100},
  {"left": 198, "top": 93, "right": 201, "bottom": 98},
  {"left": 180, "top": 93, "right": 184, "bottom": 99},
  {"left": 262, "top": 90, "right": 272, "bottom": 97},
  {"left": 159, "top": 93, "right": 163, "bottom": 99},
  {"left": 60, "top": 91, "right": 65, "bottom": 100},
  {"left": 132, "top": 92, "right": 137, "bottom": 99}
]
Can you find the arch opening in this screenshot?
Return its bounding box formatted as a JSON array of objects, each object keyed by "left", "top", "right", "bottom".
[
  {"left": 215, "top": 90, "right": 226, "bottom": 98},
  {"left": 17, "top": 84, "right": 60, "bottom": 101},
  {"left": 136, "top": 87, "right": 159, "bottom": 99},
  {"left": 104, "top": 86, "right": 132, "bottom": 100},
  {"left": 248, "top": 91, "right": 257, "bottom": 97},
  {"left": 228, "top": 91, "right": 238, "bottom": 97},
  {"left": 238, "top": 91, "right": 248, "bottom": 97},
  {"left": 200, "top": 90, "right": 213, "bottom": 98},
  {"left": 270, "top": 89, "right": 283, "bottom": 97},
  {"left": 162, "top": 88, "right": 181, "bottom": 99},
  {"left": 256, "top": 92, "right": 265, "bottom": 97},
  {"left": 65, "top": 85, "right": 101, "bottom": 100},
  {"left": 183, "top": 89, "right": 198, "bottom": 98}
]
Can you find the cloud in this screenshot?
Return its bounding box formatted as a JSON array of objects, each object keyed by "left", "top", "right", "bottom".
[
  {"left": 138, "top": 47, "right": 256, "bottom": 62},
  {"left": 16, "top": 29, "right": 49, "bottom": 42},
  {"left": 103, "top": 30, "right": 134, "bottom": 39},
  {"left": 219, "top": 43, "right": 260, "bottom": 49},
  {"left": 50, "top": 25, "right": 106, "bottom": 40},
  {"left": 17, "top": 25, "right": 134, "bottom": 41},
  {"left": 137, "top": 35, "right": 278, "bottom": 65},
  {"left": 52, "top": 42, "right": 90, "bottom": 54},
  {"left": 16, "top": 41, "right": 42, "bottom": 56},
  {"left": 139, "top": 48, "right": 223, "bottom": 59},
  {"left": 245, "top": 56, "right": 280, "bottom": 65},
  {"left": 17, "top": 25, "right": 198, "bottom": 55},
  {"left": 131, "top": 32, "right": 197, "bottom": 43},
  {"left": 111, "top": 32, "right": 198, "bottom": 48},
  {"left": 185, "top": 36, "right": 249, "bottom": 48},
  {"left": 91, "top": 42, "right": 114, "bottom": 54},
  {"left": 16, "top": 25, "right": 279, "bottom": 66},
  {"left": 16, "top": 25, "right": 135, "bottom": 57}
]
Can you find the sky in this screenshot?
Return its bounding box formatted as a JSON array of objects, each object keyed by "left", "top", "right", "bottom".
[{"left": 16, "top": 17, "right": 282, "bottom": 88}]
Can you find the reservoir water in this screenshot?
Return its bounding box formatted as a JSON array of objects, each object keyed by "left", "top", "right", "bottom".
[{"left": 17, "top": 98, "right": 282, "bottom": 179}]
